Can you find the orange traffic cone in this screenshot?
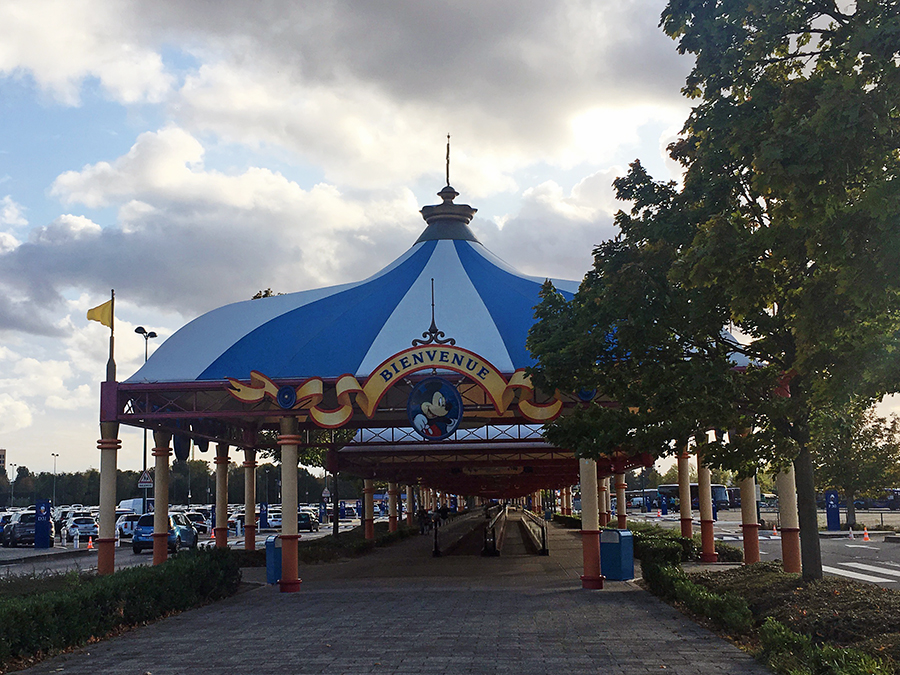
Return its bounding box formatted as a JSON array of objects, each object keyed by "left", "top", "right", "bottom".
[
  {"left": 656, "top": 509, "right": 661, "bottom": 517},
  {"left": 773, "top": 525, "right": 778, "bottom": 536},
  {"left": 87, "top": 536, "right": 94, "bottom": 550},
  {"left": 864, "top": 527, "right": 870, "bottom": 542}
]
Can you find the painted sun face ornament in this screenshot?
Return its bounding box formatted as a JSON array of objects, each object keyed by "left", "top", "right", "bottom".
[{"left": 407, "top": 377, "right": 463, "bottom": 441}]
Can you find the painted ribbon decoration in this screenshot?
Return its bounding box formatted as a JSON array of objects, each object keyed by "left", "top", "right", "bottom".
[{"left": 226, "top": 345, "right": 563, "bottom": 428}]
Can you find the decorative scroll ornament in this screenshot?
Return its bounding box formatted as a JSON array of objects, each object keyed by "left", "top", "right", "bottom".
[
  {"left": 412, "top": 278, "right": 455, "bottom": 347},
  {"left": 226, "top": 344, "right": 563, "bottom": 428}
]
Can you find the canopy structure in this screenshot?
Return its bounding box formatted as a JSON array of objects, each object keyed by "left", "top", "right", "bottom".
[{"left": 107, "top": 185, "right": 654, "bottom": 498}]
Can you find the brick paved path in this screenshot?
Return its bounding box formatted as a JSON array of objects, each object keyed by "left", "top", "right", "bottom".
[{"left": 21, "top": 515, "right": 770, "bottom": 674}]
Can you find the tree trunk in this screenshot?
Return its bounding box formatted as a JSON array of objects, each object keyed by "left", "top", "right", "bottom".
[
  {"left": 793, "top": 445, "right": 823, "bottom": 580},
  {"left": 846, "top": 492, "right": 857, "bottom": 527}
]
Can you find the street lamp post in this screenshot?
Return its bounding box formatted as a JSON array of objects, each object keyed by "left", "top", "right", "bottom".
[
  {"left": 135, "top": 326, "right": 157, "bottom": 513},
  {"left": 51, "top": 453, "right": 59, "bottom": 506},
  {"left": 8, "top": 462, "right": 16, "bottom": 507}
]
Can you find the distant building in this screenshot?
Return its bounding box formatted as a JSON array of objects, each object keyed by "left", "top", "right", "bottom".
[{"left": 0, "top": 448, "right": 5, "bottom": 474}]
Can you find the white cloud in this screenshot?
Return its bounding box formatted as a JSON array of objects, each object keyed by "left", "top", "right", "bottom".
[
  {"left": 0, "top": 0, "right": 172, "bottom": 105},
  {"left": 1, "top": 195, "right": 27, "bottom": 227},
  {"left": 477, "top": 168, "right": 623, "bottom": 282},
  {"left": 0, "top": 393, "right": 32, "bottom": 434},
  {"left": 28, "top": 214, "right": 102, "bottom": 245},
  {"left": 0, "top": 231, "right": 20, "bottom": 253}
]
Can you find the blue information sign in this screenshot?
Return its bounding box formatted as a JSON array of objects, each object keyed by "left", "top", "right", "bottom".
[
  {"left": 825, "top": 489, "right": 841, "bottom": 531},
  {"left": 35, "top": 499, "right": 52, "bottom": 549}
]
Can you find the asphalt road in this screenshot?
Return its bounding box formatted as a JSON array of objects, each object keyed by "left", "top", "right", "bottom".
[
  {"left": 0, "top": 521, "right": 358, "bottom": 578},
  {"left": 4, "top": 512, "right": 899, "bottom": 588}
]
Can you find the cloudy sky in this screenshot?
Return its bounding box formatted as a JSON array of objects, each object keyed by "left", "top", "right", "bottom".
[{"left": 3, "top": 1, "right": 888, "bottom": 477}]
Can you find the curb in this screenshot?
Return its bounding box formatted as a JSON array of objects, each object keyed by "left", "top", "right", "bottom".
[{"left": 0, "top": 547, "right": 97, "bottom": 566}]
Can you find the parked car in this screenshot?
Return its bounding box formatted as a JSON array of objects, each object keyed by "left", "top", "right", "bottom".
[
  {"left": 3, "top": 511, "right": 37, "bottom": 547},
  {"left": 184, "top": 512, "right": 210, "bottom": 535},
  {"left": 265, "top": 509, "right": 282, "bottom": 528},
  {"left": 132, "top": 513, "right": 198, "bottom": 554},
  {"left": 0, "top": 513, "right": 14, "bottom": 546},
  {"left": 66, "top": 516, "right": 99, "bottom": 542},
  {"left": 298, "top": 512, "right": 319, "bottom": 532},
  {"left": 116, "top": 513, "right": 142, "bottom": 538}
]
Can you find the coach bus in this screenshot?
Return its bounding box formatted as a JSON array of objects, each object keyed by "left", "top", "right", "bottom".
[{"left": 657, "top": 483, "right": 730, "bottom": 510}]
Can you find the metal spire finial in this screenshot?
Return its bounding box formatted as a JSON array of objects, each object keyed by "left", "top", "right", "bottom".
[
  {"left": 445, "top": 134, "right": 451, "bottom": 187},
  {"left": 412, "top": 278, "right": 456, "bottom": 347}
]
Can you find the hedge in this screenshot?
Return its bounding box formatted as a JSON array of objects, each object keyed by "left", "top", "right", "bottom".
[{"left": 0, "top": 548, "right": 240, "bottom": 666}]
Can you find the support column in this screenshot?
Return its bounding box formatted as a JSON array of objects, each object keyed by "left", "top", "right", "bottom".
[
  {"left": 364, "top": 479, "right": 375, "bottom": 540},
  {"left": 243, "top": 448, "right": 257, "bottom": 551},
  {"left": 278, "top": 417, "right": 301, "bottom": 593},
  {"left": 776, "top": 466, "right": 802, "bottom": 574},
  {"left": 97, "top": 421, "right": 121, "bottom": 575},
  {"left": 214, "top": 443, "right": 229, "bottom": 548},
  {"left": 615, "top": 473, "right": 627, "bottom": 529},
  {"left": 579, "top": 459, "right": 604, "bottom": 589},
  {"left": 739, "top": 475, "right": 760, "bottom": 564},
  {"left": 696, "top": 447, "right": 718, "bottom": 563},
  {"left": 388, "top": 482, "right": 399, "bottom": 532},
  {"left": 678, "top": 448, "right": 693, "bottom": 538},
  {"left": 406, "top": 485, "right": 415, "bottom": 526},
  {"left": 597, "top": 476, "right": 609, "bottom": 527},
  {"left": 563, "top": 487, "right": 572, "bottom": 515},
  {"left": 152, "top": 430, "right": 172, "bottom": 566}
]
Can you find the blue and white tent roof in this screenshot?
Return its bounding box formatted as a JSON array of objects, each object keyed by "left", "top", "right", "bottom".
[{"left": 128, "top": 186, "right": 580, "bottom": 383}]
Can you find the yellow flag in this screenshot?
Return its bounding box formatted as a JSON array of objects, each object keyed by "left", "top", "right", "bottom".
[{"left": 86, "top": 299, "right": 113, "bottom": 328}]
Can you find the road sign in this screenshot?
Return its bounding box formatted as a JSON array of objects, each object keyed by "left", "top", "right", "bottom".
[
  {"left": 322, "top": 489, "right": 331, "bottom": 500},
  {"left": 137, "top": 470, "right": 154, "bottom": 489}
]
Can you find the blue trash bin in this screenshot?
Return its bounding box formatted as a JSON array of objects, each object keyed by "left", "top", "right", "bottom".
[
  {"left": 600, "top": 529, "right": 634, "bottom": 580},
  {"left": 265, "top": 535, "right": 282, "bottom": 585}
]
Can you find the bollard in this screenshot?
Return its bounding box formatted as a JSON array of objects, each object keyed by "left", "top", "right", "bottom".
[{"left": 74, "top": 530, "right": 80, "bottom": 549}]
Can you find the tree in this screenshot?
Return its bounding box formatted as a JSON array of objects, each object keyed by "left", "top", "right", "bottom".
[
  {"left": 814, "top": 404, "right": 900, "bottom": 526},
  {"left": 530, "top": 1, "right": 900, "bottom": 580}
]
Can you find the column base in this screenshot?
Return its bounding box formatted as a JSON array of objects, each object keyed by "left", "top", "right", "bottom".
[
  {"left": 781, "top": 527, "right": 801, "bottom": 574},
  {"left": 279, "top": 578, "right": 301, "bottom": 593},
  {"left": 97, "top": 538, "right": 115, "bottom": 575},
  {"left": 214, "top": 526, "right": 228, "bottom": 548},
  {"left": 364, "top": 518, "right": 375, "bottom": 540},
  {"left": 152, "top": 532, "right": 168, "bottom": 565},
  {"left": 699, "top": 518, "right": 718, "bottom": 563},
  {"left": 580, "top": 529, "right": 602, "bottom": 590},
  {"left": 389, "top": 516, "right": 398, "bottom": 532},
  {"left": 680, "top": 516, "right": 693, "bottom": 538},
  {"left": 581, "top": 575, "right": 605, "bottom": 589},
  {"left": 617, "top": 515, "right": 627, "bottom": 529},
  {"left": 244, "top": 524, "right": 257, "bottom": 551},
  {"left": 279, "top": 534, "right": 301, "bottom": 592},
  {"left": 741, "top": 522, "right": 760, "bottom": 564}
]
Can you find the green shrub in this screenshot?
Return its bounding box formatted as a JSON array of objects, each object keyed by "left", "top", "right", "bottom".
[
  {"left": 0, "top": 549, "right": 240, "bottom": 666},
  {"left": 759, "top": 618, "right": 891, "bottom": 675},
  {"left": 714, "top": 541, "right": 744, "bottom": 563},
  {"left": 552, "top": 514, "right": 582, "bottom": 529},
  {"left": 642, "top": 562, "right": 686, "bottom": 599}
]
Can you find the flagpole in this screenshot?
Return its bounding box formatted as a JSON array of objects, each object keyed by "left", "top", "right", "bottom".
[{"left": 106, "top": 289, "right": 116, "bottom": 383}]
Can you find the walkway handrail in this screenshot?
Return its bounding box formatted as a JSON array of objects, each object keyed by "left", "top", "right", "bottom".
[
  {"left": 482, "top": 504, "right": 508, "bottom": 556},
  {"left": 521, "top": 508, "right": 549, "bottom": 555}
]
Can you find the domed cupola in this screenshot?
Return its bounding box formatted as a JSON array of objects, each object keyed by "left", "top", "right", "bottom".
[{"left": 416, "top": 184, "right": 479, "bottom": 243}]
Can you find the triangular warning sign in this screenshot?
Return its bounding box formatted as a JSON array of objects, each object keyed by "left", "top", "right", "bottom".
[{"left": 137, "top": 470, "right": 154, "bottom": 489}]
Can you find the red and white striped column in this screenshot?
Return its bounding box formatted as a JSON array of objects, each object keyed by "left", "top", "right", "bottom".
[
  {"left": 152, "top": 430, "right": 172, "bottom": 566},
  {"left": 97, "top": 421, "right": 121, "bottom": 575},
  {"left": 214, "top": 443, "right": 229, "bottom": 548},
  {"left": 277, "top": 417, "right": 301, "bottom": 592}
]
